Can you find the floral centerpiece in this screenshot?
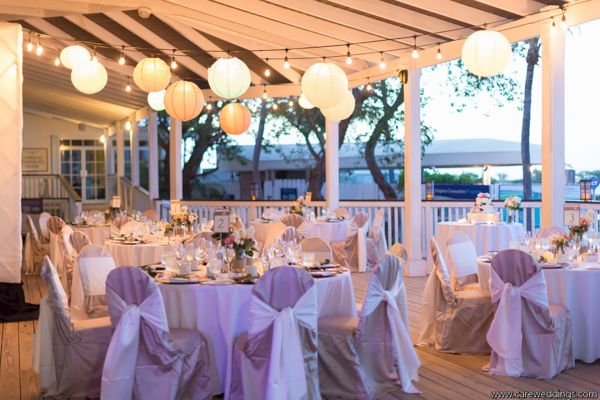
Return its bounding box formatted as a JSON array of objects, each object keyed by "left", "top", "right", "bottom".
[
  {"left": 568, "top": 217, "right": 589, "bottom": 242},
  {"left": 104, "top": 207, "right": 119, "bottom": 222},
  {"left": 549, "top": 234, "right": 569, "bottom": 256},
  {"left": 211, "top": 216, "right": 258, "bottom": 272},
  {"left": 289, "top": 196, "right": 306, "bottom": 216},
  {"left": 503, "top": 195, "right": 521, "bottom": 223},
  {"left": 170, "top": 206, "right": 197, "bottom": 228}
]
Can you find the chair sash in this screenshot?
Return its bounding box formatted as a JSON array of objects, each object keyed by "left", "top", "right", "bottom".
[
  {"left": 359, "top": 265, "right": 420, "bottom": 393},
  {"left": 281, "top": 226, "right": 298, "bottom": 242},
  {"left": 246, "top": 284, "right": 317, "bottom": 400},
  {"left": 70, "top": 231, "right": 91, "bottom": 253},
  {"left": 39, "top": 212, "right": 52, "bottom": 242},
  {"left": 486, "top": 268, "right": 548, "bottom": 377},
  {"left": 346, "top": 215, "right": 369, "bottom": 272},
  {"left": 101, "top": 282, "right": 175, "bottom": 399}
]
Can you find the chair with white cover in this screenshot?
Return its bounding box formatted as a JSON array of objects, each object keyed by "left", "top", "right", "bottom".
[
  {"left": 70, "top": 230, "right": 91, "bottom": 253},
  {"left": 318, "top": 254, "right": 421, "bottom": 398},
  {"left": 281, "top": 225, "right": 298, "bottom": 242},
  {"left": 71, "top": 244, "right": 116, "bottom": 316},
  {"left": 143, "top": 209, "right": 159, "bottom": 222},
  {"left": 38, "top": 211, "right": 52, "bottom": 243},
  {"left": 418, "top": 237, "right": 494, "bottom": 354},
  {"left": 331, "top": 212, "right": 378, "bottom": 272},
  {"left": 33, "top": 256, "right": 111, "bottom": 398},
  {"left": 24, "top": 215, "right": 49, "bottom": 274},
  {"left": 112, "top": 214, "right": 132, "bottom": 230},
  {"left": 229, "top": 267, "right": 319, "bottom": 400},
  {"left": 280, "top": 213, "right": 305, "bottom": 229},
  {"left": 120, "top": 220, "right": 143, "bottom": 236},
  {"left": 388, "top": 243, "right": 407, "bottom": 264},
  {"left": 101, "top": 267, "right": 212, "bottom": 400},
  {"left": 47, "top": 215, "right": 65, "bottom": 266},
  {"left": 299, "top": 237, "right": 333, "bottom": 264},
  {"left": 447, "top": 231, "right": 481, "bottom": 290},
  {"left": 335, "top": 207, "right": 350, "bottom": 219},
  {"left": 57, "top": 225, "right": 77, "bottom": 296},
  {"left": 486, "top": 249, "right": 574, "bottom": 378},
  {"left": 369, "top": 208, "right": 387, "bottom": 260},
  {"left": 534, "top": 226, "right": 566, "bottom": 239}
]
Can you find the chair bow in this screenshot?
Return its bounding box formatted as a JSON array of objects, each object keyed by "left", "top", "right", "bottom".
[
  {"left": 361, "top": 275, "right": 421, "bottom": 393},
  {"left": 247, "top": 285, "right": 317, "bottom": 400},
  {"left": 486, "top": 268, "right": 548, "bottom": 377}
]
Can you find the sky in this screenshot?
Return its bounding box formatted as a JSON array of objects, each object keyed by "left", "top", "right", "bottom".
[{"left": 208, "top": 19, "right": 600, "bottom": 179}]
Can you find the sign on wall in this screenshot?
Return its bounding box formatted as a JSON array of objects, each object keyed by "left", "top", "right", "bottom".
[{"left": 22, "top": 148, "right": 48, "bottom": 172}]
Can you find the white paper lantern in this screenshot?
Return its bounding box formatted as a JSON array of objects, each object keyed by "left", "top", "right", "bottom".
[
  {"left": 133, "top": 57, "right": 171, "bottom": 93},
  {"left": 147, "top": 90, "right": 166, "bottom": 111},
  {"left": 298, "top": 93, "right": 315, "bottom": 109},
  {"left": 71, "top": 61, "right": 107, "bottom": 94},
  {"left": 301, "top": 62, "right": 348, "bottom": 109},
  {"left": 60, "top": 45, "right": 91, "bottom": 70},
  {"left": 208, "top": 57, "right": 251, "bottom": 99},
  {"left": 164, "top": 81, "right": 205, "bottom": 121},
  {"left": 321, "top": 90, "right": 355, "bottom": 121},
  {"left": 461, "top": 30, "right": 512, "bottom": 77}
]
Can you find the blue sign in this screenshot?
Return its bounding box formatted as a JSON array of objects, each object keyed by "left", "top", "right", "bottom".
[
  {"left": 591, "top": 177, "right": 599, "bottom": 189},
  {"left": 433, "top": 184, "right": 490, "bottom": 200}
]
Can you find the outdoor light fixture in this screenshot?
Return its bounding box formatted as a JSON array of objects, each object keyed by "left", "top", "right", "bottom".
[
  {"left": 264, "top": 59, "right": 271, "bottom": 77},
  {"left": 580, "top": 179, "right": 593, "bottom": 202},
  {"left": 411, "top": 36, "right": 419, "bottom": 59},
  {"left": 164, "top": 80, "right": 205, "bottom": 121},
  {"left": 208, "top": 57, "right": 251, "bottom": 99},
  {"left": 35, "top": 35, "right": 43, "bottom": 56},
  {"left": 425, "top": 182, "right": 435, "bottom": 200},
  {"left": 118, "top": 46, "right": 126, "bottom": 65},
  {"left": 71, "top": 60, "right": 108, "bottom": 94},
  {"left": 170, "top": 50, "right": 177, "bottom": 69},
  {"left": 379, "top": 52, "right": 386, "bottom": 69},
  {"left": 133, "top": 57, "right": 171, "bottom": 92},
  {"left": 147, "top": 90, "right": 166, "bottom": 111},
  {"left": 283, "top": 49, "right": 290, "bottom": 69},
  {"left": 301, "top": 61, "right": 348, "bottom": 109},
  {"left": 345, "top": 44, "right": 352, "bottom": 65},
  {"left": 398, "top": 70, "right": 408, "bottom": 84},
  {"left": 60, "top": 45, "right": 91, "bottom": 70},
  {"left": 436, "top": 44, "right": 443, "bottom": 60},
  {"left": 462, "top": 29, "right": 511, "bottom": 77},
  {"left": 321, "top": 90, "right": 355, "bottom": 121},
  {"left": 220, "top": 103, "right": 252, "bottom": 135}
]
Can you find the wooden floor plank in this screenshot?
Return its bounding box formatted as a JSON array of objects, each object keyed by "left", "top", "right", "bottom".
[
  {"left": 18, "top": 321, "right": 36, "bottom": 400},
  {"left": 0, "top": 323, "right": 21, "bottom": 400}
]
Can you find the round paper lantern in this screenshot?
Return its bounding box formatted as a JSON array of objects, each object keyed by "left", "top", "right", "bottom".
[
  {"left": 147, "top": 90, "right": 166, "bottom": 111},
  {"left": 60, "top": 45, "right": 91, "bottom": 70},
  {"left": 164, "top": 81, "right": 205, "bottom": 121},
  {"left": 71, "top": 61, "right": 107, "bottom": 94},
  {"left": 321, "top": 90, "right": 355, "bottom": 121},
  {"left": 133, "top": 57, "right": 171, "bottom": 93},
  {"left": 219, "top": 103, "right": 251, "bottom": 135},
  {"left": 301, "top": 62, "right": 348, "bottom": 109},
  {"left": 298, "top": 93, "right": 315, "bottom": 109},
  {"left": 208, "top": 57, "right": 251, "bottom": 99},
  {"left": 461, "top": 30, "right": 512, "bottom": 77}
]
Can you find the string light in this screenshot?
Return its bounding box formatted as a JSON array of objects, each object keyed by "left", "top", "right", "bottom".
[
  {"left": 125, "top": 83, "right": 132, "bottom": 92},
  {"left": 379, "top": 52, "right": 386, "bottom": 69},
  {"left": 560, "top": 9, "right": 569, "bottom": 32},
  {"left": 262, "top": 85, "right": 268, "bottom": 100},
  {"left": 436, "top": 43, "right": 443, "bottom": 60},
  {"left": 54, "top": 56, "right": 60, "bottom": 66},
  {"left": 264, "top": 58, "right": 271, "bottom": 77},
  {"left": 288, "top": 99, "right": 294, "bottom": 107},
  {"left": 206, "top": 102, "right": 213, "bottom": 111},
  {"left": 118, "top": 46, "right": 126, "bottom": 65},
  {"left": 170, "top": 49, "right": 177, "bottom": 69},
  {"left": 35, "top": 35, "right": 43, "bottom": 56},
  {"left": 345, "top": 44, "right": 352, "bottom": 65},
  {"left": 411, "top": 36, "right": 419, "bottom": 59},
  {"left": 551, "top": 18, "right": 557, "bottom": 29},
  {"left": 91, "top": 47, "right": 98, "bottom": 63},
  {"left": 272, "top": 102, "right": 278, "bottom": 110},
  {"left": 366, "top": 78, "right": 373, "bottom": 92},
  {"left": 283, "top": 49, "right": 290, "bottom": 69},
  {"left": 26, "top": 32, "right": 33, "bottom": 52}
]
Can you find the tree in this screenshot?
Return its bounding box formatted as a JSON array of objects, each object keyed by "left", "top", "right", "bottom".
[
  {"left": 251, "top": 100, "right": 268, "bottom": 199},
  {"left": 520, "top": 38, "right": 540, "bottom": 200}
]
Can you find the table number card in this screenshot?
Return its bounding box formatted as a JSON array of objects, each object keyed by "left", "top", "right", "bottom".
[
  {"left": 214, "top": 209, "right": 231, "bottom": 233},
  {"left": 170, "top": 200, "right": 181, "bottom": 215},
  {"left": 564, "top": 205, "right": 580, "bottom": 227},
  {"left": 111, "top": 196, "right": 121, "bottom": 209}
]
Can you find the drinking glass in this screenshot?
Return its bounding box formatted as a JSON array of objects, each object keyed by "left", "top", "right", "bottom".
[
  {"left": 225, "top": 246, "right": 235, "bottom": 273},
  {"left": 294, "top": 244, "right": 303, "bottom": 266}
]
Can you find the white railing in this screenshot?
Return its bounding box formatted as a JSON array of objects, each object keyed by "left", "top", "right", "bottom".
[
  {"left": 120, "top": 177, "right": 154, "bottom": 213},
  {"left": 156, "top": 199, "right": 600, "bottom": 258},
  {"left": 22, "top": 174, "right": 82, "bottom": 221}
]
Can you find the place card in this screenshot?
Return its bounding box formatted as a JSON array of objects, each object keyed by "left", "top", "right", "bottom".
[
  {"left": 563, "top": 205, "right": 580, "bottom": 227},
  {"left": 170, "top": 199, "right": 181, "bottom": 215}
]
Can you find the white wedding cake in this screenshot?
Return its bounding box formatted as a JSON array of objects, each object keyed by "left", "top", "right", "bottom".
[{"left": 467, "top": 193, "right": 499, "bottom": 223}]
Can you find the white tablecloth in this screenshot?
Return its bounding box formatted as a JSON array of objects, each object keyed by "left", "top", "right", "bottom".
[
  {"left": 299, "top": 220, "right": 349, "bottom": 243},
  {"left": 477, "top": 258, "right": 600, "bottom": 363},
  {"left": 105, "top": 241, "right": 169, "bottom": 267},
  {"left": 159, "top": 271, "right": 357, "bottom": 395},
  {"left": 72, "top": 225, "right": 111, "bottom": 246}
]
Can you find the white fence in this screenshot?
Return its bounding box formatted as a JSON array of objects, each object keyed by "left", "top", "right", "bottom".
[{"left": 22, "top": 174, "right": 82, "bottom": 221}]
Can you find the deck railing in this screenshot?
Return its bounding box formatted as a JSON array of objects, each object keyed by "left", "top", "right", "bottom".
[
  {"left": 120, "top": 177, "right": 154, "bottom": 213},
  {"left": 22, "top": 174, "right": 82, "bottom": 221}
]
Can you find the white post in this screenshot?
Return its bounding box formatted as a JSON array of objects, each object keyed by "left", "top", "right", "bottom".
[
  {"left": 404, "top": 61, "right": 426, "bottom": 276},
  {"left": 129, "top": 113, "right": 140, "bottom": 187},
  {"left": 116, "top": 121, "right": 125, "bottom": 197},
  {"left": 169, "top": 117, "right": 182, "bottom": 200},
  {"left": 148, "top": 110, "right": 159, "bottom": 200},
  {"left": 541, "top": 23, "right": 565, "bottom": 228},
  {"left": 325, "top": 118, "right": 340, "bottom": 211}
]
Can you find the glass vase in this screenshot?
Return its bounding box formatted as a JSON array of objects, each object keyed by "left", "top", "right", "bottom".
[{"left": 231, "top": 252, "right": 247, "bottom": 273}]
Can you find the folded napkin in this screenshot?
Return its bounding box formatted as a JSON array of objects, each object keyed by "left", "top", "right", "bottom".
[{"left": 110, "top": 225, "right": 121, "bottom": 238}]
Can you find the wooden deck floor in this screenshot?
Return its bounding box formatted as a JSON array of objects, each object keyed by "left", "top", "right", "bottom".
[{"left": 1, "top": 273, "right": 599, "bottom": 399}]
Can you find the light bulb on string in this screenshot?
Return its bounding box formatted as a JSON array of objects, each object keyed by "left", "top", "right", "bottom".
[
  {"left": 262, "top": 86, "right": 268, "bottom": 100},
  {"left": 560, "top": 10, "right": 568, "bottom": 32},
  {"left": 345, "top": 44, "right": 352, "bottom": 65},
  {"left": 206, "top": 102, "right": 213, "bottom": 111},
  {"left": 366, "top": 78, "right": 373, "bottom": 92},
  {"left": 436, "top": 43, "right": 443, "bottom": 60},
  {"left": 54, "top": 56, "right": 60, "bottom": 66},
  {"left": 91, "top": 47, "right": 98, "bottom": 63},
  {"left": 288, "top": 99, "right": 294, "bottom": 107},
  {"left": 272, "top": 102, "right": 278, "bottom": 110},
  {"left": 26, "top": 32, "right": 33, "bottom": 52},
  {"left": 170, "top": 49, "right": 177, "bottom": 69},
  {"left": 283, "top": 49, "right": 290, "bottom": 69},
  {"left": 379, "top": 52, "right": 386, "bottom": 69},
  {"left": 126, "top": 83, "right": 132, "bottom": 92},
  {"left": 551, "top": 18, "right": 557, "bottom": 29},
  {"left": 264, "top": 58, "right": 271, "bottom": 77},
  {"left": 118, "top": 46, "right": 126, "bottom": 65},
  {"left": 411, "top": 36, "right": 419, "bottom": 59},
  {"left": 35, "top": 35, "right": 43, "bottom": 56}
]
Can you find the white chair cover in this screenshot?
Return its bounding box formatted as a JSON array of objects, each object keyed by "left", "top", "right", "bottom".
[
  {"left": 143, "top": 209, "right": 159, "bottom": 222},
  {"left": 71, "top": 244, "right": 116, "bottom": 313},
  {"left": 369, "top": 208, "right": 387, "bottom": 258},
  {"left": 388, "top": 243, "right": 407, "bottom": 264},
  {"left": 39, "top": 211, "right": 52, "bottom": 242},
  {"left": 534, "top": 226, "right": 566, "bottom": 239},
  {"left": 70, "top": 230, "right": 91, "bottom": 253},
  {"left": 57, "top": 225, "right": 76, "bottom": 295},
  {"left": 332, "top": 212, "right": 377, "bottom": 272},
  {"left": 47, "top": 216, "right": 65, "bottom": 267},
  {"left": 447, "top": 231, "right": 479, "bottom": 289},
  {"left": 280, "top": 213, "right": 305, "bottom": 229},
  {"left": 24, "top": 215, "right": 47, "bottom": 274},
  {"left": 334, "top": 208, "right": 350, "bottom": 219},
  {"left": 299, "top": 237, "right": 333, "bottom": 263},
  {"left": 281, "top": 226, "right": 298, "bottom": 242},
  {"left": 262, "top": 207, "right": 281, "bottom": 220},
  {"left": 112, "top": 214, "right": 132, "bottom": 230},
  {"left": 120, "top": 220, "right": 143, "bottom": 236}
]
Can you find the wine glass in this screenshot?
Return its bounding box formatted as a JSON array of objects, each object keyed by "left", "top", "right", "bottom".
[
  {"left": 294, "top": 244, "right": 303, "bottom": 266},
  {"left": 225, "top": 246, "right": 235, "bottom": 274},
  {"left": 523, "top": 231, "right": 532, "bottom": 248}
]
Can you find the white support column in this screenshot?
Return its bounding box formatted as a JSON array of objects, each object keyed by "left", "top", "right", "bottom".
[
  {"left": 169, "top": 117, "right": 182, "bottom": 200},
  {"left": 148, "top": 110, "right": 159, "bottom": 200},
  {"left": 129, "top": 113, "right": 140, "bottom": 187},
  {"left": 404, "top": 61, "right": 426, "bottom": 277},
  {"left": 116, "top": 121, "right": 125, "bottom": 197},
  {"left": 325, "top": 118, "right": 340, "bottom": 211},
  {"left": 541, "top": 23, "right": 566, "bottom": 228}
]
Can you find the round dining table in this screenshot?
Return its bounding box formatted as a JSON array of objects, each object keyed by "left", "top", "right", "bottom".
[
  {"left": 477, "top": 257, "right": 600, "bottom": 363},
  {"left": 71, "top": 224, "right": 111, "bottom": 246},
  {"left": 159, "top": 271, "right": 357, "bottom": 395},
  {"left": 105, "top": 241, "right": 172, "bottom": 267}
]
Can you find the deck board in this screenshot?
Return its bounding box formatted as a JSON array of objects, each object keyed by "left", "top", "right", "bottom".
[{"left": 0, "top": 272, "right": 598, "bottom": 399}]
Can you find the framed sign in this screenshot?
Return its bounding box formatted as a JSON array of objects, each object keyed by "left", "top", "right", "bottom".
[
  {"left": 22, "top": 148, "right": 48, "bottom": 172},
  {"left": 170, "top": 199, "right": 181, "bottom": 215},
  {"left": 111, "top": 196, "right": 121, "bottom": 209},
  {"left": 564, "top": 205, "right": 580, "bottom": 227},
  {"left": 214, "top": 209, "right": 231, "bottom": 233}
]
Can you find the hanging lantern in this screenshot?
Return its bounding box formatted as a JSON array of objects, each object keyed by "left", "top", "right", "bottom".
[
  {"left": 298, "top": 93, "right": 315, "bottom": 110},
  {"left": 71, "top": 60, "right": 107, "bottom": 94},
  {"left": 147, "top": 90, "right": 166, "bottom": 111},
  {"left": 219, "top": 103, "right": 251, "bottom": 135},
  {"left": 208, "top": 57, "right": 251, "bottom": 99},
  {"left": 301, "top": 62, "right": 348, "bottom": 109},
  {"left": 60, "top": 45, "right": 91, "bottom": 70},
  {"left": 321, "top": 90, "right": 355, "bottom": 121},
  {"left": 164, "top": 81, "right": 205, "bottom": 121},
  {"left": 461, "top": 30, "right": 512, "bottom": 77},
  {"left": 133, "top": 57, "right": 171, "bottom": 93}
]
